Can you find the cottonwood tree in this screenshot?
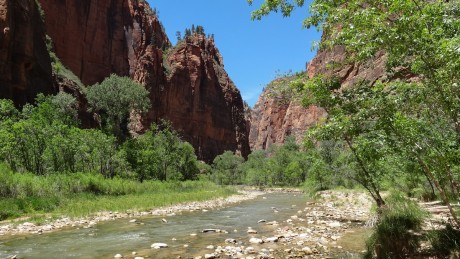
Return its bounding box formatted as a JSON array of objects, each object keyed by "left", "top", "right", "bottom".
[
  {"left": 86, "top": 74, "right": 150, "bottom": 141},
  {"left": 249, "top": 0, "right": 460, "bottom": 226}
]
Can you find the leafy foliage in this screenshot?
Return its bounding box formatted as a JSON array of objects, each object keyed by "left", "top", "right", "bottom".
[
  {"left": 86, "top": 74, "right": 151, "bottom": 141},
  {"left": 124, "top": 122, "right": 199, "bottom": 182}
]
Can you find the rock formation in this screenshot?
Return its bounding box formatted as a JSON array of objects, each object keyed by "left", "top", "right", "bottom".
[
  {"left": 138, "top": 35, "right": 250, "bottom": 161},
  {"left": 37, "top": 0, "right": 249, "bottom": 161},
  {"left": 0, "top": 0, "right": 54, "bottom": 105},
  {"left": 249, "top": 85, "right": 326, "bottom": 150},
  {"left": 250, "top": 38, "right": 387, "bottom": 150}
]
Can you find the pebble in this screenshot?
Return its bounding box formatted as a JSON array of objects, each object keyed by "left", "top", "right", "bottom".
[
  {"left": 151, "top": 243, "right": 168, "bottom": 249},
  {"left": 265, "top": 236, "right": 279, "bottom": 242},
  {"left": 114, "top": 254, "right": 123, "bottom": 258},
  {"left": 247, "top": 228, "right": 258, "bottom": 234},
  {"left": 249, "top": 237, "right": 264, "bottom": 244}
]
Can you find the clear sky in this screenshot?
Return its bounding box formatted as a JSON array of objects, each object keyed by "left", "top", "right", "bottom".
[{"left": 148, "top": 0, "right": 321, "bottom": 107}]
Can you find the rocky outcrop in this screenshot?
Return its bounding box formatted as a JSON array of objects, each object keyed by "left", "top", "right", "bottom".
[
  {"left": 39, "top": 0, "right": 170, "bottom": 86},
  {"left": 250, "top": 38, "right": 387, "bottom": 150},
  {"left": 249, "top": 87, "right": 326, "bottom": 150},
  {"left": 307, "top": 45, "right": 387, "bottom": 87},
  {"left": 140, "top": 35, "right": 250, "bottom": 161},
  {"left": 0, "top": 0, "right": 54, "bottom": 105},
  {"left": 38, "top": 0, "right": 248, "bottom": 161}
]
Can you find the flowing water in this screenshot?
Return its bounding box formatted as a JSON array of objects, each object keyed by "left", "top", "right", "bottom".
[{"left": 0, "top": 193, "right": 369, "bottom": 258}]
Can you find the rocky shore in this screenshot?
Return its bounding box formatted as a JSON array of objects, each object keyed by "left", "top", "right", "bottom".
[
  {"left": 194, "top": 190, "right": 373, "bottom": 259},
  {"left": 0, "top": 190, "right": 264, "bottom": 237}
]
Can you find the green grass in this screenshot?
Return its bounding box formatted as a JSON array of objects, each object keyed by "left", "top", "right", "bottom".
[
  {"left": 57, "top": 188, "right": 233, "bottom": 217},
  {"left": 0, "top": 164, "right": 236, "bottom": 221}
]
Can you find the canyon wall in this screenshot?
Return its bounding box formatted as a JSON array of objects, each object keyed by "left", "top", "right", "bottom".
[
  {"left": 249, "top": 42, "right": 387, "bottom": 150},
  {"left": 38, "top": 0, "right": 249, "bottom": 161},
  {"left": 0, "top": 0, "right": 54, "bottom": 105}
]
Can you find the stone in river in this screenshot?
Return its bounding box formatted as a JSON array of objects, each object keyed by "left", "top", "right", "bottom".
[
  {"left": 265, "top": 237, "right": 279, "bottom": 242},
  {"left": 151, "top": 243, "right": 168, "bottom": 249},
  {"left": 247, "top": 228, "right": 258, "bottom": 234},
  {"left": 328, "top": 221, "right": 341, "bottom": 228},
  {"left": 114, "top": 254, "right": 123, "bottom": 258},
  {"left": 249, "top": 237, "right": 264, "bottom": 244}
]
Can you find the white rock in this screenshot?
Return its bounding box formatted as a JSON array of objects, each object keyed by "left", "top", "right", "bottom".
[
  {"left": 328, "top": 221, "right": 341, "bottom": 228},
  {"left": 161, "top": 218, "right": 168, "bottom": 223},
  {"left": 265, "top": 236, "right": 279, "bottom": 242},
  {"left": 257, "top": 219, "right": 266, "bottom": 223},
  {"left": 206, "top": 245, "right": 215, "bottom": 249},
  {"left": 134, "top": 257, "right": 144, "bottom": 259},
  {"left": 245, "top": 247, "right": 256, "bottom": 254},
  {"left": 114, "top": 254, "right": 123, "bottom": 258},
  {"left": 302, "top": 247, "right": 313, "bottom": 255},
  {"left": 204, "top": 253, "right": 216, "bottom": 259},
  {"left": 249, "top": 237, "right": 264, "bottom": 244},
  {"left": 151, "top": 243, "right": 168, "bottom": 249},
  {"left": 129, "top": 219, "right": 137, "bottom": 223}
]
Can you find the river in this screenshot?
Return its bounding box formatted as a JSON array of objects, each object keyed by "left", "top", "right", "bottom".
[{"left": 0, "top": 193, "right": 370, "bottom": 258}]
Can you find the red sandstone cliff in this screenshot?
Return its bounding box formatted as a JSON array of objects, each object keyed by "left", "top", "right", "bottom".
[
  {"left": 249, "top": 39, "right": 387, "bottom": 150},
  {"left": 137, "top": 35, "right": 250, "bottom": 161},
  {"left": 0, "top": 0, "right": 54, "bottom": 105},
  {"left": 249, "top": 83, "right": 326, "bottom": 150},
  {"left": 37, "top": 0, "right": 249, "bottom": 161}
]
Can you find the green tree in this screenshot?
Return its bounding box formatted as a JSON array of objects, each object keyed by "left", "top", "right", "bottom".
[
  {"left": 241, "top": 150, "right": 269, "bottom": 186},
  {"left": 124, "top": 122, "right": 199, "bottom": 181},
  {"left": 211, "top": 151, "right": 245, "bottom": 185},
  {"left": 249, "top": 0, "right": 460, "bottom": 226},
  {"left": 86, "top": 74, "right": 151, "bottom": 141}
]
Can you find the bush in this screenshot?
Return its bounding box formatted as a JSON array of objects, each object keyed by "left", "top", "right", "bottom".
[
  {"left": 365, "top": 192, "right": 427, "bottom": 259},
  {"left": 86, "top": 74, "right": 150, "bottom": 141},
  {"left": 429, "top": 224, "right": 460, "bottom": 256}
]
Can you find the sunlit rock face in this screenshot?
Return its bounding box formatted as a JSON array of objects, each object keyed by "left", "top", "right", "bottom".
[{"left": 38, "top": 0, "right": 249, "bottom": 161}]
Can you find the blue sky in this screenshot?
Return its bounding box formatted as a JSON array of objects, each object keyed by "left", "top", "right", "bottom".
[{"left": 148, "top": 0, "right": 321, "bottom": 107}]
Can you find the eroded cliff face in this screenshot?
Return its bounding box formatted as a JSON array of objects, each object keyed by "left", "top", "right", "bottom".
[
  {"left": 38, "top": 0, "right": 248, "bottom": 161},
  {"left": 39, "top": 0, "right": 170, "bottom": 86},
  {"left": 249, "top": 38, "right": 387, "bottom": 150},
  {"left": 249, "top": 89, "right": 326, "bottom": 150},
  {"left": 139, "top": 35, "right": 250, "bottom": 161},
  {"left": 0, "top": 0, "right": 54, "bottom": 105}
]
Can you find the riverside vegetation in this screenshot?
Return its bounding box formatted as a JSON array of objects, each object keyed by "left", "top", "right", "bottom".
[
  {"left": 0, "top": 75, "right": 234, "bottom": 221},
  {"left": 246, "top": 0, "right": 460, "bottom": 257},
  {"left": 1, "top": 0, "right": 459, "bottom": 258}
]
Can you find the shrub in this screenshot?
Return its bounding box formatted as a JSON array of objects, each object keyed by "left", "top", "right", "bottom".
[
  {"left": 364, "top": 192, "right": 427, "bottom": 258},
  {"left": 429, "top": 224, "right": 460, "bottom": 256}
]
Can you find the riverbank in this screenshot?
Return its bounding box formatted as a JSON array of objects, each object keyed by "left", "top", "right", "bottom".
[
  {"left": 196, "top": 190, "right": 373, "bottom": 259},
  {"left": 0, "top": 189, "right": 266, "bottom": 237}
]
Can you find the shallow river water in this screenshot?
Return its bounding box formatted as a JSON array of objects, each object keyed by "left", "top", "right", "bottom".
[{"left": 0, "top": 193, "right": 368, "bottom": 258}]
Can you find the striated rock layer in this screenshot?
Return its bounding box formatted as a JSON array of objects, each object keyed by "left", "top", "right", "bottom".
[
  {"left": 38, "top": 0, "right": 249, "bottom": 161},
  {"left": 138, "top": 35, "right": 250, "bottom": 161},
  {"left": 249, "top": 89, "right": 326, "bottom": 150},
  {"left": 250, "top": 39, "right": 387, "bottom": 150},
  {"left": 0, "top": 0, "right": 54, "bottom": 105}
]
